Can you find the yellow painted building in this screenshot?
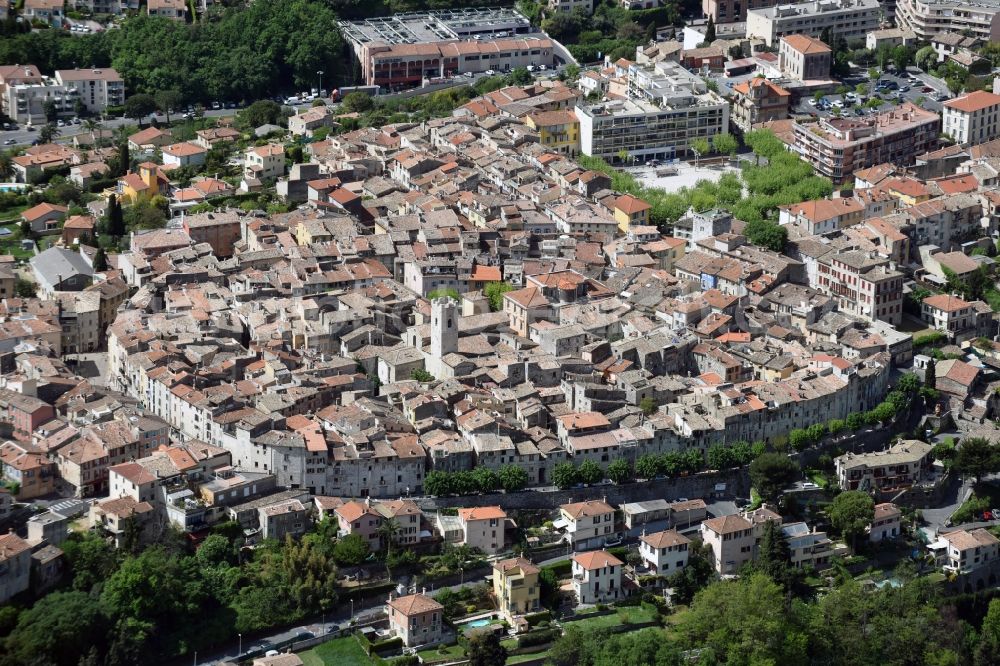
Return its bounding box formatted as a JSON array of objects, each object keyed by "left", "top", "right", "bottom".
[
  {"left": 492, "top": 557, "right": 541, "bottom": 622},
  {"left": 117, "top": 162, "right": 168, "bottom": 203},
  {"left": 613, "top": 194, "right": 652, "bottom": 233},
  {"left": 526, "top": 110, "right": 580, "bottom": 157}
]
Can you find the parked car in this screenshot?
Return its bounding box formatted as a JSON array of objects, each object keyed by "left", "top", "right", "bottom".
[{"left": 3, "top": 139, "right": 14, "bottom": 145}]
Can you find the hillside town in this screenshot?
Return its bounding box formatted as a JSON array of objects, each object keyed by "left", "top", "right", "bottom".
[{"left": 5, "top": 0, "right": 1000, "bottom": 665}]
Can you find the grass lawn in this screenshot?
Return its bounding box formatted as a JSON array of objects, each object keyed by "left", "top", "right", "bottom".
[
  {"left": 805, "top": 469, "right": 829, "bottom": 488},
  {"left": 298, "top": 636, "right": 374, "bottom": 666},
  {"left": 563, "top": 605, "right": 658, "bottom": 632},
  {"left": 507, "top": 651, "right": 548, "bottom": 664},
  {"left": 0, "top": 205, "right": 29, "bottom": 223},
  {"left": 416, "top": 642, "right": 466, "bottom": 663}
]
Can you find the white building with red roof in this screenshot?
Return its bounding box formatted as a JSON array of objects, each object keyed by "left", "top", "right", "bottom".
[
  {"left": 457, "top": 505, "right": 506, "bottom": 554},
  {"left": 943, "top": 90, "right": 1000, "bottom": 145},
  {"left": 571, "top": 550, "right": 624, "bottom": 604}
]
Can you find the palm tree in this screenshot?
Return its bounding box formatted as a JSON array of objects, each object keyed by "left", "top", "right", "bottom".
[
  {"left": 38, "top": 123, "right": 60, "bottom": 144},
  {"left": 0, "top": 152, "right": 12, "bottom": 181},
  {"left": 377, "top": 516, "right": 401, "bottom": 579}
]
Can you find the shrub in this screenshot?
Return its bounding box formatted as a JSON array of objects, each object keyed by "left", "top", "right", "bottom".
[
  {"left": 516, "top": 628, "right": 560, "bottom": 648},
  {"left": 524, "top": 611, "right": 551, "bottom": 627}
]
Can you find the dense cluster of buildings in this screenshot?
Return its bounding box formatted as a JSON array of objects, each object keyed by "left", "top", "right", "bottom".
[{"left": 0, "top": 65, "right": 124, "bottom": 125}]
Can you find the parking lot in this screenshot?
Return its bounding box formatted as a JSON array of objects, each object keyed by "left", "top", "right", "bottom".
[{"left": 790, "top": 66, "right": 951, "bottom": 120}]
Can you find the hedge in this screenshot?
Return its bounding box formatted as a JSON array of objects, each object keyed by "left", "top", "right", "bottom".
[
  {"left": 542, "top": 560, "right": 571, "bottom": 578},
  {"left": 524, "top": 611, "right": 552, "bottom": 627},
  {"left": 517, "top": 628, "right": 560, "bottom": 648}
]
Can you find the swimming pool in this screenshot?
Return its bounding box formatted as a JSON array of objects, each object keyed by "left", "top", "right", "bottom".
[
  {"left": 0, "top": 184, "right": 27, "bottom": 193},
  {"left": 463, "top": 618, "right": 491, "bottom": 628}
]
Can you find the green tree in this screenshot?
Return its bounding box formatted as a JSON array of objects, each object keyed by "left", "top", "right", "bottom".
[
  {"left": 106, "top": 193, "right": 125, "bottom": 237},
  {"left": 332, "top": 533, "right": 370, "bottom": 567},
  {"left": 639, "top": 396, "right": 657, "bottom": 415},
  {"left": 749, "top": 453, "right": 799, "bottom": 503},
  {"left": 61, "top": 531, "right": 120, "bottom": 592},
  {"left": 123, "top": 93, "right": 157, "bottom": 120},
  {"left": 690, "top": 137, "right": 710, "bottom": 165},
  {"left": 552, "top": 462, "right": 577, "bottom": 490},
  {"left": 483, "top": 281, "right": 514, "bottom": 311},
  {"left": 498, "top": 464, "right": 529, "bottom": 492},
  {"left": 39, "top": 123, "right": 60, "bottom": 144},
  {"left": 2, "top": 591, "right": 110, "bottom": 666},
  {"left": 925, "top": 357, "right": 937, "bottom": 390},
  {"left": 788, "top": 428, "right": 811, "bottom": 452},
  {"left": 827, "top": 418, "right": 845, "bottom": 436},
  {"left": 828, "top": 490, "right": 875, "bottom": 552},
  {"left": 410, "top": 368, "right": 434, "bottom": 382},
  {"left": 679, "top": 573, "right": 808, "bottom": 664},
  {"left": 744, "top": 218, "right": 787, "bottom": 252},
  {"left": 116, "top": 141, "right": 130, "bottom": 177},
  {"left": 424, "top": 470, "right": 451, "bottom": 496},
  {"left": 577, "top": 459, "right": 603, "bottom": 485},
  {"left": 953, "top": 437, "right": 1000, "bottom": 483},
  {"left": 704, "top": 15, "right": 715, "bottom": 43},
  {"left": 472, "top": 466, "right": 499, "bottom": 493},
  {"left": 43, "top": 98, "right": 58, "bottom": 123},
  {"left": 606, "top": 458, "right": 632, "bottom": 484},
  {"left": 14, "top": 278, "right": 37, "bottom": 298},
  {"left": 123, "top": 198, "right": 167, "bottom": 231},
  {"left": 975, "top": 597, "right": 1000, "bottom": 666},
  {"left": 92, "top": 247, "right": 109, "bottom": 271},
  {"left": 239, "top": 100, "right": 282, "bottom": 129},
  {"left": 707, "top": 443, "right": 733, "bottom": 469},
  {"left": 467, "top": 628, "right": 508, "bottom": 666},
  {"left": 916, "top": 45, "right": 938, "bottom": 71},
  {"left": 846, "top": 412, "right": 865, "bottom": 431},
  {"left": 754, "top": 519, "right": 796, "bottom": 589},
  {"left": 507, "top": 67, "right": 533, "bottom": 85},
  {"left": 154, "top": 89, "right": 183, "bottom": 123},
  {"left": 712, "top": 131, "right": 738, "bottom": 157},
  {"left": 341, "top": 91, "right": 376, "bottom": 114},
  {"left": 195, "top": 534, "right": 236, "bottom": 567},
  {"left": 635, "top": 454, "right": 659, "bottom": 479}
]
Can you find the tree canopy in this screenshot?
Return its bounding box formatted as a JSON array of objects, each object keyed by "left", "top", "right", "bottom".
[{"left": 750, "top": 452, "right": 799, "bottom": 503}]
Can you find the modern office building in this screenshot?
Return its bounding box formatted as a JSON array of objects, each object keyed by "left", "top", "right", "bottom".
[
  {"left": 576, "top": 60, "right": 729, "bottom": 163},
  {"left": 746, "top": 0, "right": 881, "bottom": 46},
  {"left": 896, "top": 0, "right": 1000, "bottom": 41},
  {"left": 702, "top": 0, "right": 780, "bottom": 22},
  {"left": 339, "top": 9, "right": 556, "bottom": 89},
  {"left": 793, "top": 102, "right": 940, "bottom": 183}
]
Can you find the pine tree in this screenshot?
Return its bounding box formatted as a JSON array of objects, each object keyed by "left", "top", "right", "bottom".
[
  {"left": 92, "top": 248, "right": 108, "bottom": 272},
  {"left": 704, "top": 15, "right": 716, "bottom": 43},
  {"left": 925, "top": 357, "right": 936, "bottom": 390},
  {"left": 107, "top": 194, "right": 125, "bottom": 238},
  {"left": 117, "top": 141, "right": 130, "bottom": 177}
]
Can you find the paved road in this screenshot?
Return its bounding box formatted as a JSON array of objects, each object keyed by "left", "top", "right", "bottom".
[
  {"left": 192, "top": 575, "right": 479, "bottom": 666},
  {"left": 0, "top": 108, "right": 240, "bottom": 149}
]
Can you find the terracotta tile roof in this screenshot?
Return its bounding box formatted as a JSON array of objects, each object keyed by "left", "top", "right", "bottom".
[
  {"left": 458, "top": 506, "right": 506, "bottom": 521},
  {"left": 557, "top": 412, "right": 611, "bottom": 430},
  {"left": 702, "top": 514, "right": 752, "bottom": 534},
  {"left": 782, "top": 34, "right": 831, "bottom": 54},
  {"left": 944, "top": 90, "right": 1000, "bottom": 114},
  {"left": 573, "top": 550, "right": 623, "bottom": 569},
  {"left": 561, "top": 499, "right": 614, "bottom": 519},
  {"left": 923, "top": 293, "right": 973, "bottom": 312},
  {"left": 388, "top": 593, "right": 443, "bottom": 616},
  {"left": 641, "top": 529, "right": 691, "bottom": 549},
  {"left": 873, "top": 502, "right": 901, "bottom": 520},
  {"left": 615, "top": 193, "right": 651, "bottom": 214},
  {"left": 22, "top": 202, "right": 67, "bottom": 222},
  {"left": 495, "top": 556, "right": 540, "bottom": 575}
]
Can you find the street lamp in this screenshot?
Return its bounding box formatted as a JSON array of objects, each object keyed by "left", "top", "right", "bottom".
[
  {"left": 238, "top": 633, "right": 242, "bottom": 657},
  {"left": 317, "top": 70, "right": 325, "bottom": 97}
]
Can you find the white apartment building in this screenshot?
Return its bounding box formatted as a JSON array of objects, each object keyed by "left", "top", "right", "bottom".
[
  {"left": 558, "top": 499, "right": 617, "bottom": 549},
  {"left": 746, "top": 0, "right": 881, "bottom": 47},
  {"left": 576, "top": 61, "right": 729, "bottom": 163},
  {"left": 781, "top": 522, "right": 834, "bottom": 569},
  {"left": 571, "top": 550, "right": 624, "bottom": 604},
  {"left": 897, "top": 0, "right": 1000, "bottom": 41},
  {"left": 869, "top": 502, "right": 902, "bottom": 542},
  {"left": 700, "top": 514, "right": 754, "bottom": 574},
  {"left": 548, "top": 0, "right": 594, "bottom": 12},
  {"left": 244, "top": 144, "right": 286, "bottom": 181},
  {"left": 931, "top": 528, "right": 1000, "bottom": 574},
  {"left": 2, "top": 79, "right": 78, "bottom": 125},
  {"left": 639, "top": 529, "right": 690, "bottom": 574},
  {"left": 942, "top": 90, "right": 1000, "bottom": 145},
  {"left": 54, "top": 68, "right": 125, "bottom": 115}
]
